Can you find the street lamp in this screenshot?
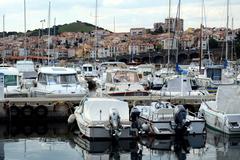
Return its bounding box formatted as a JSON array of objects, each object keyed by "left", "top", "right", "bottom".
[{"left": 40, "top": 19, "right": 45, "bottom": 37}]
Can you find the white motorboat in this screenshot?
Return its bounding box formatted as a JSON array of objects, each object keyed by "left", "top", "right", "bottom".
[
  {"left": 82, "top": 63, "right": 98, "bottom": 79},
  {"left": 71, "top": 97, "right": 137, "bottom": 139},
  {"left": 150, "top": 68, "right": 176, "bottom": 90},
  {"left": 30, "top": 66, "right": 88, "bottom": 97},
  {"left": 151, "top": 75, "right": 209, "bottom": 96},
  {"left": 136, "top": 64, "right": 155, "bottom": 89},
  {"left": 199, "top": 85, "right": 240, "bottom": 134},
  {"left": 96, "top": 69, "right": 149, "bottom": 96},
  {"left": 132, "top": 101, "right": 206, "bottom": 135},
  {"left": 0, "top": 66, "right": 27, "bottom": 97},
  {"left": 81, "top": 63, "right": 98, "bottom": 90},
  {"left": 15, "top": 60, "right": 37, "bottom": 89}
]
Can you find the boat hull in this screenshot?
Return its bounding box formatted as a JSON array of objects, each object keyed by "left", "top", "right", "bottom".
[
  {"left": 199, "top": 102, "right": 240, "bottom": 135},
  {"left": 76, "top": 116, "right": 137, "bottom": 140}
]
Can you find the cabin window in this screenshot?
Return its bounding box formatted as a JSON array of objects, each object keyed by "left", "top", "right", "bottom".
[
  {"left": 207, "top": 68, "right": 222, "bottom": 81},
  {"left": 113, "top": 71, "right": 139, "bottom": 83},
  {"left": 38, "top": 73, "right": 47, "bottom": 85},
  {"left": 60, "top": 74, "right": 78, "bottom": 84},
  {"left": 4, "top": 75, "right": 17, "bottom": 86},
  {"left": 83, "top": 67, "right": 88, "bottom": 72},
  {"left": 88, "top": 67, "right": 92, "bottom": 72}
]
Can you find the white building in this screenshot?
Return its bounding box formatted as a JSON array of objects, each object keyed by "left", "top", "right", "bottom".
[
  {"left": 130, "top": 28, "right": 146, "bottom": 36},
  {"left": 129, "top": 45, "right": 139, "bottom": 55},
  {"left": 162, "top": 38, "right": 178, "bottom": 50}
]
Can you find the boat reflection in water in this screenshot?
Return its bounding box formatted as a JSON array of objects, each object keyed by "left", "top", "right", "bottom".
[
  {"left": 207, "top": 128, "right": 240, "bottom": 160},
  {"left": 71, "top": 135, "right": 142, "bottom": 160},
  {"left": 139, "top": 135, "right": 206, "bottom": 160}
]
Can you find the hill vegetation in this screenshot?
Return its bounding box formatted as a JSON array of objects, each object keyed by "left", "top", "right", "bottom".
[{"left": 0, "top": 20, "right": 107, "bottom": 37}]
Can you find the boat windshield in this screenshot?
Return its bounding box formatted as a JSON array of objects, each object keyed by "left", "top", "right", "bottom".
[
  {"left": 113, "top": 71, "right": 139, "bottom": 83},
  {"left": 38, "top": 73, "right": 79, "bottom": 85},
  {"left": 4, "top": 75, "right": 18, "bottom": 86}
]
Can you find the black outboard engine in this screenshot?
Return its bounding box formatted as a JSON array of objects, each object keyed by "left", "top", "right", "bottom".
[
  {"left": 109, "top": 108, "right": 122, "bottom": 138},
  {"left": 174, "top": 105, "right": 190, "bottom": 135},
  {"left": 130, "top": 107, "right": 141, "bottom": 129}
]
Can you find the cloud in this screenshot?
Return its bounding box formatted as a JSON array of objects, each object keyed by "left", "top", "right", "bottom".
[{"left": 0, "top": 0, "right": 240, "bottom": 32}]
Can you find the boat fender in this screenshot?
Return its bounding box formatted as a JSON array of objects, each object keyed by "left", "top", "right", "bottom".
[
  {"left": 141, "top": 123, "right": 149, "bottom": 132},
  {"left": 68, "top": 114, "right": 76, "bottom": 124},
  {"left": 7, "top": 105, "right": 20, "bottom": 118},
  {"left": 34, "top": 105, "right": 48, "bottom": 118},
  {"left": 152, "top": 126, "right": 160, "bottom": 134},
  {"left": 21, "top": 105, "right": 34, "bottom": 117}
]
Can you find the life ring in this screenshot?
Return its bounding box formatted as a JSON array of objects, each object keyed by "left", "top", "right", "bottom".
[
  {"left": 34, "top": 105, "right": 48, "bottom": 118},
  {"left": 21, "top": 105, "right": 34, "bottom": 117},
  {"left": 7, "top": 105, "right": 20, "bottom": 118}
]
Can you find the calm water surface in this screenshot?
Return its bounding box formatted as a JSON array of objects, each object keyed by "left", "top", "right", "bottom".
[{"left": 0, "top": 122, "right": 239, "bottom": 160}]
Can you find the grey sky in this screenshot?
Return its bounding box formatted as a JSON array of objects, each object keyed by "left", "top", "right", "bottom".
[{"left": 0, "top": 0, "right": 239, "bottom": 32}]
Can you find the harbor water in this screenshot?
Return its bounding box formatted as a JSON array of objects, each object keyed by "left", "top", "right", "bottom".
[{"left": 0, "top": 122, "right": 239, "bottom": 160}]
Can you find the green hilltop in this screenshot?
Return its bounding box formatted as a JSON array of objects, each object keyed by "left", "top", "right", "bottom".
[
  {"left": 58, "top": 21, "right": 97, "bottom": 33},
  {"left": 0, "top": 20, "right": 108, "bottom": 37}
]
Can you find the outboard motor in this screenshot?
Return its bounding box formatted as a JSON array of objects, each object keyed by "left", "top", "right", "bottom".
[
  {"left": 109, "top": 108, "right": 122, "bottom": 138},
  {"left": 174, "top": 105, "right": 190, "bottom": 135},
  {"left": 130, "top": 107, "right": 141, "bottom": 129}
]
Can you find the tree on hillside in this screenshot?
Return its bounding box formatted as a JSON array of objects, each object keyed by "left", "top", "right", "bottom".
[
  {"left": 235, "top": 32, "right": 240, "bottom": 59},
  {"left": 209, "top": 37, "right": 218, "bottom": 49}
]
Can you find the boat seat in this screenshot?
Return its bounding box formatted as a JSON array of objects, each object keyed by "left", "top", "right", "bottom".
[{"left": 154, "top": 108, "right": 174, "bottom": 120}]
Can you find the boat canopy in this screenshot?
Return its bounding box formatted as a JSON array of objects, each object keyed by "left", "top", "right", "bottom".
[
  {"left": 165, "top": 77, "right": 192, "bottom": 92},
  {"left": 83, "top": 98, "right": 129, "bottom": 122},
  {"left": 216, "top": 85, "right": 240, "bottom": 114}
]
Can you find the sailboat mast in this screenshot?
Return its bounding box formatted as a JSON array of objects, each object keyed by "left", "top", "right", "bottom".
[
  {"left": 95, "top": 0, "right": 98, "bottom": 61},
  {"left": 47, "top": 1, "right": 51, "bottom": 65},
  {"left": 24, "top": 0, "right": 27, "bottom": 58},
  {"left": 2, "top": 14, "right": 5, "bottom": 38},
  {"left": 225, "top": 0, "right": 229, "bottom": 61},
  {"left": 199, "top": 0, "right": 204, "bottom": 72},
  {"left": 231, "top": 17, "right": 234, "bottom": 60},
  {"left": 167, "top": 0, "right": 171, "bottom": 66}
]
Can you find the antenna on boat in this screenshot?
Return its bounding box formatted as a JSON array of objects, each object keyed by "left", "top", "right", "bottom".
[{"left": 47, "top": 1, "right": 51, "bottom": 65}]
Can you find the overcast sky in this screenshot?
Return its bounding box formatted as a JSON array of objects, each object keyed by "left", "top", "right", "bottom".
[{"left": 0, "top": 0, "right": 239, "bottom": 32}]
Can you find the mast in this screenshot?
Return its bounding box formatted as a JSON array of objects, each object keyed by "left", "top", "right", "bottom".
[
  {"left": 2, "top": 14, "right": 5, "bottom": 63},
  {"left": 95, "top": 0, "right": 98, "bottom": 61},
  {"left": 231, "top": 17, "right": 234, "bottom": 60},
  {"left": 47, "top": 1, "right": 51, "bottom": 65},
  {"left": 24, "top": 0, "right": 27, "bottom": 58},
  {"left": 2, "top": 15, "right": 5, "bottom": 38},
  {"left": 167, "top": 0, "right": 171, "bottom": 66},
  {"left": 113, "top": 16, "right": 116, "bottom": 61},
  {"left": 199, "top": 0, "right": 204, "bottom": 72},
  {"left": 225, "top": 0, "right": 229, "bottom": 61}
]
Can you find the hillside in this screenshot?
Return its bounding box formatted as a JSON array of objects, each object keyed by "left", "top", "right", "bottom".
[
  {"left": 0, "top": 20, "right": 108, "bottom": 37},
  {"left": 58, "top": 21, "right": 98, "bottom": 33}
]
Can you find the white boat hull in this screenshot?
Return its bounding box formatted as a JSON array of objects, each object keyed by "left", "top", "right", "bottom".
[
  {"left": 199, "top": 102, "right": 240, "bottom": 134},
  {"left": 138, "top": 116, "right": 205, "bottom": 135},
  {"left": 75, "top": 115, "right": 136, "bottom": 139}
]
